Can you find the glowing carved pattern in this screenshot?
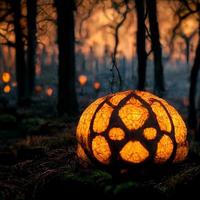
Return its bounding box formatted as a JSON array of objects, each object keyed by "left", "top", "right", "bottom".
[
  {"left": 151, "top": 102, "right": 171, "bottom": 132},
  {"left": 155, "top": 135, "right": 173, "bottom": 163},
  {"left": 109, "top": 90, "right": 131, "bottom": 106},
  {"left": 164, "top": 104, "right": 187, "bottom": 144},
  {"left": 143, "top": 128, "right": 157, "bottom": 140},
  {"left": 136, "top": 90, "right": 187, "bottom": 145},
  {"left": 173, "top": 142, "right": 189, "bottom": 163},
  {"left": 135, "top": 90, "right": 156, "bottom": 104},
  {"left": 119, "top": 104, "right": 149, "bottom": 130},
  {"left": 109, "top": 128, "right": 125, "bottom": 141},
  {"left": 92, "top": 136, "right": 111, "bottom": 164},
  {"left": 76, "top": 144, "right": 88, "bottom": 161},
  {"left": 120, "top": 141, "right": 149, "bottom": 163},
  {"left": 127, "top": 97, "right": 142, "bottom": 107},
  {"left": 76, "top": 90, "right": 189, "bottom": 165},
  {"left": 93, "top": 103, "right": 113, "bottom": 133},
  {"left": 76, "top": 97, "right": 105, "bottom": 150}
]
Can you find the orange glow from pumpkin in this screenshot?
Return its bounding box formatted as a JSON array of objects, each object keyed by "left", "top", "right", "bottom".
[
  {"left": 2, "top": 72, "right": 11, "bottom": 83},
  {"left": 76, "top": 144, "right": 88, "bottom": 162},
  {"left": 109, "top": 91, "right": 131, "bottom": 106},
  {"left": 109, "top": 127, "right": 125, "bottom": 141},
  {"left": 173, "top": 142, "right": 189, "bottom": 163},
  {"left": 92, "top": 135, "right": 111, "bottom": 164},
  {"left": 119, "top": 102, "right": 149, "bottom": 131},
  {"left": 120, "top": 141, "right": 149, "bottom": 163},
  {"left": 93, "top": 103, "right": 113, "bottom": 133},
  {"left": 46, "top": 87, "right": 53, "bottom": 96},
  {"left": 76, "top": 90, "right": 189, "bottom": 166},
  {"left": 151, "top": 101, "right": 171, "bottom": 132},
  {"left": 3, "top": 85, "right": 11, "bottom": 93},
  {"left": 78, "top": 75, "right": 88, "bottom": 86},
  {"left": 155, "top": 135, "right": 173, "bottom": 163},
  {"left": 76, "top": 97, "right": 105, "bottom": 150},
  {"left": 143, "top": 128, "right": 157, "bottom": 140}
]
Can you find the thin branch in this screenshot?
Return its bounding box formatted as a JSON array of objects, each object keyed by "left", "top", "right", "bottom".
[
  {"left": 147, "top": 49, "right": 153, "bottom": 57},
  {"left": 145, "top": 25, "right": 152, "bottom": 41},
  {"left": 78, "top": 0, "right": 99, "bottom": 38},
  {"left": 170, "top": 1, "right": 200, "bottom": 52},
  {"left": 37, "top": 5, "right": 56, "bottom": 24},
  {"left": 0, "top": 32, "right": 15, "bottom": 47},
  {"left": 181, "top": 0, "right": 195, "bottom": 12},
  {"left": 110, "top": 1, "right": 131, "bottom": 92},
  {"left": 0, "top": 9, "right": 13, "bottom": 22},
  {"left": 0, "top": 42, "right": 15, "bottom": 47}
]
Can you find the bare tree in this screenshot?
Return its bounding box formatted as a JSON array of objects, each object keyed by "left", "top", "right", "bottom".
[
  {"left": 189, "top": 27, "right": 200, "bottom": 133},
  {"left": 55, "top": 0, "right": 79, "bottom": 115},
  {"left": 146, "top": 0, "right": 165, "bottom": 95},
  {"left": 13, "top": 0, "right": 29, "bottom": 105},
  {"left": 174, "top": 0, "right": 200, "bottom": 139},
  {"left": 135, "top": 0, "right": 147, "bottom": 90},
  {"left": 27, "top": 0, "right": 37, "bottom": 96}
]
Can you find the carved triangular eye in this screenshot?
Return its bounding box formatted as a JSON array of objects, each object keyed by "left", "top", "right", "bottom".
[{"left": 76, "top": 90, "right": 189, "bottom": 167}]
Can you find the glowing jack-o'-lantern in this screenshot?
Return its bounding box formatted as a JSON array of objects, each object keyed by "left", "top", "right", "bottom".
[
  {"left": 93, "top": 81, "right": 101, "bottom": 91},
  {"left": 78, "top": 75, "right": 88, "bottom": 86},
  {"left": 2, "top": 72, "right": 11, "bottom": 83},
  {"left": 76, "top": 90, "right": 188, "bottom": 167},
  {"left": 46, "top": 87, "right": 53, "bottom": 96},
  {"left": 3, "top": 85, "right": 11, "bottom": 93}
]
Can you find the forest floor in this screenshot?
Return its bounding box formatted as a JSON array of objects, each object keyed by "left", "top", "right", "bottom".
[{"left": 0, "top": 97, "right": 200, "bottom": 200}]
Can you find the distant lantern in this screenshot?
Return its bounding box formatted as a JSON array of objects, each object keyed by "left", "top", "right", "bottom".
[
  {"left": 35, "top": 85, "right": 43, "bottom": 94},
  {"left": 3, "top": 85, "right": 11, "bottom": 93},
  {"left": 93, "top": 81, "right": 101, "bottom": 91},
  {"left": 78, "top": 75, "right": 88, "bottom": 86},
  {"left": 2, "top": 72, "right": 11, "bottom": 83},
  {"left": 12, "top": 82, "right": 17, "bottom": 87},
  {"left": 46, "top": 87, "right": 53, "bottom": 96},
  {"left": 76, "top": 90, "right": 188, "bottom": 167}
]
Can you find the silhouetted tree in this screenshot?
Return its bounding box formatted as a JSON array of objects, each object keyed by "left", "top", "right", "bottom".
[
  {"left": 146, "top": 0, "right": 165, "bottom": 95},
  {"left": 188, "top": 26, "right": 200, "bottom": 139},
  {"left": 13, "top": 0, "right": 29, "bottom": 105},
  {"left": 27, "top": 0, "right": 37, "bottom": 96},
  {"left": 135, "top": 0, "right": 147, "bottom": 90},
  {"left": 55, "top": 0, "right": 79, "bottom": 115}
]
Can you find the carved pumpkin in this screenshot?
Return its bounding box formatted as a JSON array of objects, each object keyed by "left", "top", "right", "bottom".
[{"left": 76, "top": 90, "right": 188, "bottom": 167}]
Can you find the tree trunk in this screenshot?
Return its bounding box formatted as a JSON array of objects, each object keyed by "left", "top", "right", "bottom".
[
  {"left": 55, "top": 0, "right": 79, "bottom": 115},
  {"left": 188, "top": 29, "right": 200, "bottom": 138},
  {"left": 146, "top": 0, "right": 165, "bottom": 94},
  {"left": 13, "top": 0, "right": 29, "bottom": 105},
  {"left": 27, "top": 0, "right": 37, "bottom": 96},
  {"left": 135, "top": 0, "right": 147, "bottom": 90}
]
